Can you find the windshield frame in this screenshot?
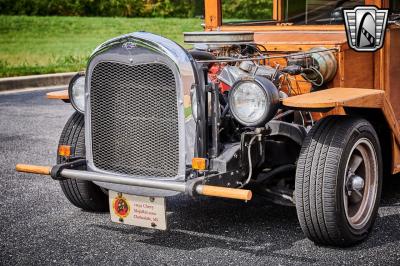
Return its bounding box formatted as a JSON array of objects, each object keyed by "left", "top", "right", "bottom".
[{"left": 204, "top": 0, "right": 386, "bottom": 29}]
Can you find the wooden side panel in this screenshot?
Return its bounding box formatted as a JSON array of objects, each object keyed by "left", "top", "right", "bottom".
[
  {"left": 251, "top": 30, "right": 346, "bottom": 52},
  {"left": 386, "top": 28, "right": 400, "bottom": 121},
  {"left": 383, "top": 95, "right": 400, "bottom": 146},
  {"left": 254, "top": 31, "right": 346, "bottom": 44},
  {"left": 379, "top": 26, "right": 400, "bottom": 174},
  {"left": 374, "top": 45, "right": 384, "bottom": 90},
  {"left": 392, "top": 135, "right": 400, "bottom": 174},
  {"left": 343, "top": 49, "right": 374, "bottom": 89}
]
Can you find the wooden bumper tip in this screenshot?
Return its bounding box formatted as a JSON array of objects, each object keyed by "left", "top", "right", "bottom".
[
  {"left": 15, "top": 164, "right": 52, "bottom": 175},
  {"left": 198, "top": 185, "right": 253, "bottom": 201}
]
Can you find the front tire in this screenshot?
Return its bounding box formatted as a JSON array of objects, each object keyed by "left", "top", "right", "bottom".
[
  {"left": 295, "top": 116, "right": 382, "bottom": 247},
  {"left": 57, "top": 112, "right": 108, "bottom": 212}
]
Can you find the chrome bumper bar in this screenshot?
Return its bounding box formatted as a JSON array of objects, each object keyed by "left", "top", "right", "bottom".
[
  {"left": 16, "top": 163, "right": 252, "bottom": 201},
  {"left": 62, "top": 169, "right": 187, "bottom": 192}
]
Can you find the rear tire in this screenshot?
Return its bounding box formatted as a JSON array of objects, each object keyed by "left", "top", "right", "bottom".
[
  {"left": 57, "top": 112, "right": 108, "bottom": 212},
  {"left": 295, "top": 116, "right": 382, "bottom": 247}
]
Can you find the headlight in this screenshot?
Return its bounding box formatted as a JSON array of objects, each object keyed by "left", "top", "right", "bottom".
[
  {"left": 68, "top": 73, "right": 85, "bottom": 113},
  {"left": 229, "top": 77, "right": 279, "bottom": 127}
]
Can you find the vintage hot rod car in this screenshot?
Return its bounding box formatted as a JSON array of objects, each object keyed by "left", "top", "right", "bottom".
[{"left": 16, "top": 0, "right": 400, "bottom": 247}]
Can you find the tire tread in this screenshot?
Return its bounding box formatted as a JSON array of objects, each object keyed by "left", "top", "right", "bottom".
[
  {"left": 57, "top": 112, "right": 108, "bottom": 212},
  {"left": 295, "top": 116, "right": 382, "bottom": 246}
]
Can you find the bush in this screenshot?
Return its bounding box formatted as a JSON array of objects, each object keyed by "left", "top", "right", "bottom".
[
  {"left": 0, "top": 0, "right": 273, "bottom": 19},
  {"left": 0, "top": 0, "right": 204, "bottom": 17}
]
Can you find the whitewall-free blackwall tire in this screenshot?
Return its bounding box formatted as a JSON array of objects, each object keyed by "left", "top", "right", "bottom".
[
  {"left": 295, "top": 116, "right": 382, "bottom": 247},
  {"left": 57, "top": 112, "right": 108, "bottom": 212}
]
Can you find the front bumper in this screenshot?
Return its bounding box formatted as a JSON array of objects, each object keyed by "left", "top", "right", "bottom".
[{"left": 16, "top": 163, "right": 252, "bottom": 201}]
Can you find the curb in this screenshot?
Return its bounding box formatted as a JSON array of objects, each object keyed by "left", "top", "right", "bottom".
[{"left": 0, "top": 72, "right": 76, "bottom": 92}]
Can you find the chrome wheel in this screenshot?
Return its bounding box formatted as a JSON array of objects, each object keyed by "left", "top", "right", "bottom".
[{"left": 343, "top": 138, "right": 379, "bottom": 230}]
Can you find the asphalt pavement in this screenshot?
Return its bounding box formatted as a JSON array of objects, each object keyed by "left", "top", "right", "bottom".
[{"left": 1, "top": 89, "right": 400, "bottom": 265}]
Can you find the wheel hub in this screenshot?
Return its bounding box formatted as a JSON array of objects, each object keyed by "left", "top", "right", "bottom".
[{"left": 347, "top": 174, "right": 365, "bottom": 192}]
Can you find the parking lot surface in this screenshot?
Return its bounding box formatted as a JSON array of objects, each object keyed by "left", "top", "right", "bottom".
[{"left": 1, "top": 89, "right": 400, "bottom": 265}]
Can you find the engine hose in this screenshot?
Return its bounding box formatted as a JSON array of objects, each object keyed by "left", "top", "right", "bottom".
[
  {"left": 238, "top": 134, "right": 259, "bottom": 188},
  {"left": 301, "top": 67, "right": 324, "bottom": 87},
  {"left": 221, "top": 103, "right": 230, "bottom": 117}
]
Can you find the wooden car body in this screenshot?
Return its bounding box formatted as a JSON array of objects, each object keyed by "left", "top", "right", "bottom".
[
  {"left": 204, "top": 0, "right": 400, "bottom": 174},
  {"left": 48, "top": 0, "right": 400, "bottom": 174}
]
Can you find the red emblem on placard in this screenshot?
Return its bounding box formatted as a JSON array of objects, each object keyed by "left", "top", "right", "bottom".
[{"left": 112, "top": 194, "right": 130, "bottom": 218}]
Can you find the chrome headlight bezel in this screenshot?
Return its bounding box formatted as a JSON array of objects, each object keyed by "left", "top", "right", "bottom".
[
  {"left": 228, "top": 76, "right": 280, "bottom": 127},
  {"left": 68, "top": 72, "right": 86, "bottom": 113}
]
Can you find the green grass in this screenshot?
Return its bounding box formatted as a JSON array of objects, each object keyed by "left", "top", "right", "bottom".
[{"left": 0, "top": 16, "right": 202, "bottom": 77}]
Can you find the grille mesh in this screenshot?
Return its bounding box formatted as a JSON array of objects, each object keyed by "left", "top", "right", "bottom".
[{"left": 90, "top": 61, "right": 179, "bottom": 177}]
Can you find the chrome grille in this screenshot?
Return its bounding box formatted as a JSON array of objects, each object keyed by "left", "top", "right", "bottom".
[{"left": 89, "top": 61, "right": 179, "bottom": 177}]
